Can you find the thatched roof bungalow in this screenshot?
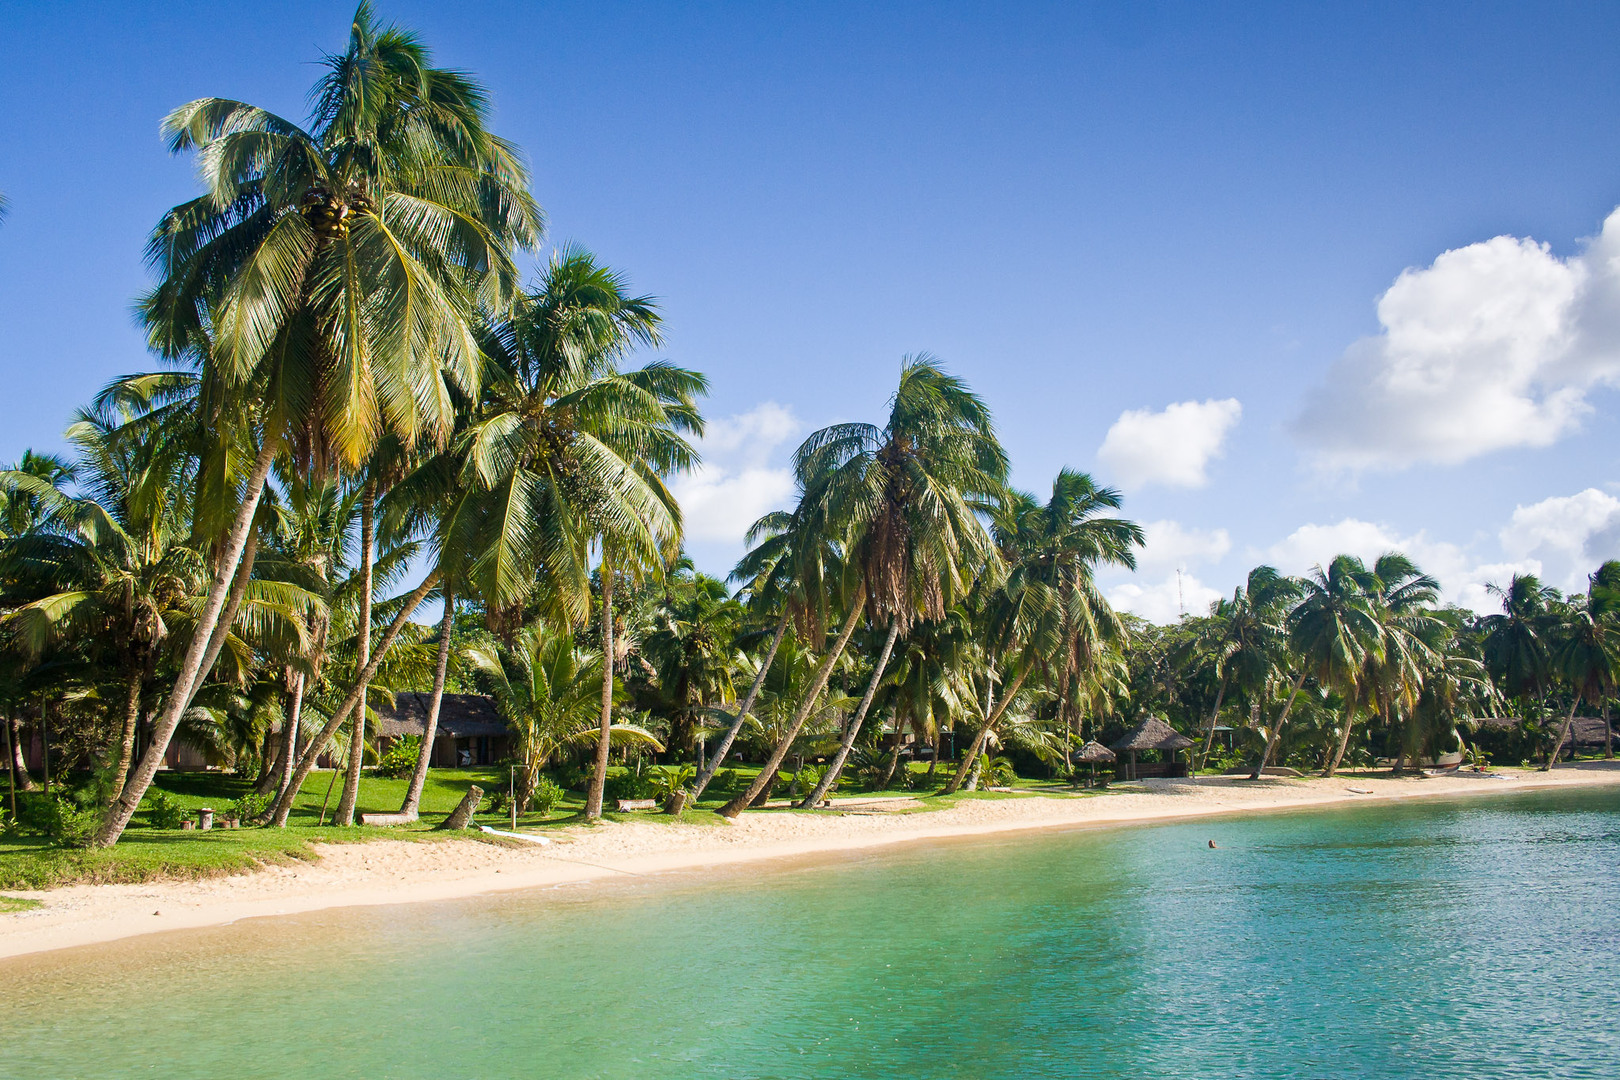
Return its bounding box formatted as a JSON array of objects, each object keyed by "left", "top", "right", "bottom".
[
  {"left": 1469, "top": 715, "right": 1615, "bottom": 758},
  {"left": 374, "top": 692, "right": 512, "bottom": 767},
  {"left": 1109, "top": 716, "right": 1193, "bottom": 780}
]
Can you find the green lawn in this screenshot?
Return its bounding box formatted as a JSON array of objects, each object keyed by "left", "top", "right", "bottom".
[{"left": 0, "top": 759, "right": 1081, "bottom": 891}]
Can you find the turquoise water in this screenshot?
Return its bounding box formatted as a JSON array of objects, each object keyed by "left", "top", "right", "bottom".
[{"left": 5, "top": 787, "right": 1619, "bottom": 1079}]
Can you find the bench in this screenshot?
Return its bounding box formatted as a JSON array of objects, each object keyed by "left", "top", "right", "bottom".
[{"left": 616, "top": 798, "right": 657, "bottom": 812}]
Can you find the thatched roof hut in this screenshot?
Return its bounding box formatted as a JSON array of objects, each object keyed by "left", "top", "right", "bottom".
[
  {"left": 1074, "top": 739, "right": 1116, "bottom": 788},
  {"left": 374, "top": 693, "right": 511, "bottom": 767},
  {"left": 1109, "top": 717, "right": 1193, "bottom": 780},
  {"left": 1469, "top": 715, "right": 1615, "bottom": 756},
  {"left": 1075, "top": 740, "right": 1116, "bottom": 763}
]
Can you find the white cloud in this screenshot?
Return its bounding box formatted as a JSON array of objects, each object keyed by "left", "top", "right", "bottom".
[
  {"left": 1297, "top": 208, "right": 1620, "bottom": 469},
  {"left": 1133, "top": 519, "right": 1232, "bottom": 575},
  {"left": 1096, "top": 398, "right": 1241, "bottom": 489},
  {"left": 1261, "top": 518, "right": 1539, "bottom": 613},
  {"left": 1500, "top": 488, "right": 1620, "bottom": 593},
  {"left": 671, "top": 403, "right": 802, "bottom": 555},
  {"left": 1109, "top": 571, "right": 1223, "bottom": 624}
]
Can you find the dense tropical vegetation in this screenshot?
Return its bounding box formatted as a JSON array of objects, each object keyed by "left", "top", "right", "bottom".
[{"left": 3, "top": 7, "right": 1617, "bottom": 864}]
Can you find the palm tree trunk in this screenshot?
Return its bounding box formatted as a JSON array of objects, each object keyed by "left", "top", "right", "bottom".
[
  {"left": 95, "top": 435, "right": 277, "bottom": 847},
  {"left": 107, "top": 665, "right": 143, "bottom": 804},
  {"left": 1249, "top": 672, "right": 1307, "bottom": 779},
  {"left": 269, "top": 570, "right": 440, "bottom": 826},
  {"left": 879, "top": 736, "right": 903, "bottom": 790},
  {"left": 691, "top": 610, "right": 790, "bottom": 800},
  {"left": 1056, "top": 662, "right": 1074, "bottom": 773},
  {"left": 7, "top": 715, "right": 34, "bottom": 792},
  {"left": 336, "top": 488, "right": 376, "bottom": 827},
  {"left": 40, "top": 700, "right": 50, "bottom": 795},
  {"left": 3, "top": 713, "right": 17, "bottom": 821},
  {"left": 1605, "top": 701, "right": 1612, "bottom": 760},
  {"left": 400, "top": 585, "right": 455, "bottom": 818},
  {"left": 192, "top": 529, "right": 262, "bottom": 711},
  {"left": 276, "top": 672, "right": 304, "bottom": 798},
  {"left": 720, "top": 587, "right": 867, "bottom": 818},
  {"left": 799, "top": 616, "right": 901, "bottom": 808},
  {"left": 1197, "top": 675, "right": 1228, "bottom": 772},
  {"left": 585, "top": 547, "right": 616, "bottom": 820},
  {"left": 943, "top": 664, "right": 1031, "bottom": 794},
  {"left": 1542, "top": 696, "right": 1581, "bottom": 771},
  {"left": 1324, "top": 701, "right": 1357, "bottom": 777},
  {"left": 251, "top": 729, "right": 275, "bottom": 792}
]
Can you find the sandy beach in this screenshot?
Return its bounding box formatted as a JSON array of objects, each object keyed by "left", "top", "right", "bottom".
[{"left": 4, "top": 763, "right": 1617, "bottom": 962}]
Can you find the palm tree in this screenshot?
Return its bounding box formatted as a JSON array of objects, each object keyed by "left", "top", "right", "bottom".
[
  {"left": 1326, "top": 554, "right": 1440, "bottom": 776},
  {"left": 869, "top": 609, "right": 976, "bottom": 786},
  {"left": 1480, "top": 575, "right": 1557, "bottom": 713},
  {"left": 943, "top": 470, "right": 1139, "bottom": 795},
  {"left": 465, "top": 627, "right": 661, "bottom": 812},
  {"left": 1250, "top": 557, "right": 1380, "bottom": 778},
  {"left": 1, "top": 450, "right": 76, "bottom": 790},
  {"left": 1587, "top": 562, "right": 1620, "bottom": 758},
  {"left": 101, "top": 5, "right": 541, "bottom": 846},
  {"left": 643, "top": 570, "right": 741, "bottom": 762},
  {"left": 446, "top": 250, "right": 703, "bottom": 819},
  {"left": 1543, "top": 607, "right": 1620, "bottom": 770},
  {"left": 690, "top": 489, "right": 846, "bottom": 801},
  {"left": 1195, "top": 566, "right": 1297, "bottom": 771},
  {"left": 0, "top": 421, "right": 309, "bottom": 803},
  {"left": 773, "top": 357, "right": 1008, "bottom": 810}
]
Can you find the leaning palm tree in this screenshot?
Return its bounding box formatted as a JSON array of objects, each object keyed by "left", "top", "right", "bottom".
[
  {"left": 689, "top": 487, "right": 846, "bottom": 801},
  {"left": 942, "top": 469, "right": 1139, "bottom": 795},
  {"left": 101, "top": 5, "right": 541, "bottom": 846},
  {"left": 465, "top": 627, "right": 660, "bottom": 812},
  {"left": 787, "top": 358, "right": 1008, "bottom": 810}
]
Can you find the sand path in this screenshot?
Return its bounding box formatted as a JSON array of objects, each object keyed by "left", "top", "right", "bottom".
[{"left": 4, "top": 763, "right": 1618, "bottom": 960}]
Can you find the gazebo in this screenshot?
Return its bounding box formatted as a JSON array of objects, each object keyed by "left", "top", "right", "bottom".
[
  {"left": 1074, "top": 740, "right": 1116, "bottom": 788},
  {"left": 1109, "top": 716, "right": 1194, "bottom": 781}
]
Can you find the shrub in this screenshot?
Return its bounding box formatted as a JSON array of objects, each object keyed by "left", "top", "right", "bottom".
[
  {"left": 797, "top": 764, "right": 826, "bottom": 793},
  {"left": 603, "top": 763, "right": 654, "bottom": 802},
  {"left": 985, "top": 756, "right": 1018, "bottom": 788},
  {"left": 712, "top": 768, "right": 739, "bottom": 794},
  {"left": 650, "top": 765, "right": 696, "bottom": 802},
  {"left": 559, "top": 765, "right": 591, "bottom": 792},
  {"left": 372, "top": 736, "right": 421, "bottom": 780},
  {"left": 229, "top": 792, "right": 271, "bottom": 824},
  {"left": 530, "top": 777, "right": 563, "bottom": 816},
  {"left": 143, "top": 790, "right": 186, "bottom": 831},
  {"left": 18, "top": 792, "right": 102, "bottom": 848}
]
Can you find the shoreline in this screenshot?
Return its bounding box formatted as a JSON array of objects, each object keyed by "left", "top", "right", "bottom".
[{"left": 4, "top": 762, "right": 1618, "bottom": 962}]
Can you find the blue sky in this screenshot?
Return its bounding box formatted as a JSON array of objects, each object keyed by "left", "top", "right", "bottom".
[{"left": 5, "top": 1, "right": 1620, "bottom": 619}]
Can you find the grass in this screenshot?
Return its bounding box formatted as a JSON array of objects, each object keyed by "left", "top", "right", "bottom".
[
  {"left": 0, "top": 758, "right": 1090, "bottom": 891},
  {"left": 0, "top": 894, "right": 41, "bottom": 912}
]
